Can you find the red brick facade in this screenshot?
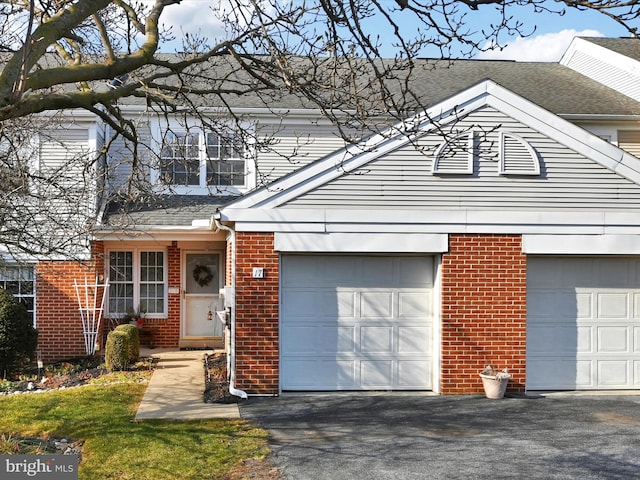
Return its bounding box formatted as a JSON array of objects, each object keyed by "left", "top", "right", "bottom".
[
  {"left": 440, "top": 234, "right": 527, "bottom": 394},
  {"left": 234, "top": 232, "right": 279, "bottom": 394},
  {"left": 36, "top": 232, "right": 527, "bottom": 395},
  {"left": 36, "top": 240, "right": 183, "bottom": 360},
  {"left": 36, "top": 242, "right": 104, "bottom": 361}
]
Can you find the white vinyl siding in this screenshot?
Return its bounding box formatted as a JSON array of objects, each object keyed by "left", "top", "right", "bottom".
[
  {"left": 256, "top": 122, "right": 350, "bottom": 181},
  {"left": 282, "top": 106, "right": 640, "bottom": 210},
  {"left": 617, "top": 131, "right": 640, "bottom": 158}
]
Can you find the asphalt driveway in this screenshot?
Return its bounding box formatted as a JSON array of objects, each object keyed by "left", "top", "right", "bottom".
[{"left": 239, "top": 393, "right": 640, "bottom": 479}]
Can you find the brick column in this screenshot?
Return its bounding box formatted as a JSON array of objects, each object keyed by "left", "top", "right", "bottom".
[
  {"left": 440, "top": 234, "right": 527, "bottom": 394},
  {"left": 234, "top": 232, "right": 279, "bottom": 394}
]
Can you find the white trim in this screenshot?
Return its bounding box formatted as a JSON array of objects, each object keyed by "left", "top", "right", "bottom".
[
  {"left": 523, "top": 234, "right": 640, "bottom": 254},
  {"left": 274, "top": 232, "right": 448, "bottom": 252},
  {"left": 223, "top": 208, "right": 640, "bottom": 235},
  {"left": 431, "top": 256, "right": 443, "bottom": 395}
]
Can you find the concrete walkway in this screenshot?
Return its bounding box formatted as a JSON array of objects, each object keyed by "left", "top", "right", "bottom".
[{"left": 135, "top": 348, "right": 240, "bottom": 420}]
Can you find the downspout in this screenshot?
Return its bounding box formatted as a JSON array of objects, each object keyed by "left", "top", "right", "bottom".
[{"left": 211, "top": 213, "right": 248, "bottom": 400}]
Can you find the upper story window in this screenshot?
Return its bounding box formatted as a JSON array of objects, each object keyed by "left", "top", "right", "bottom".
[{"left": 158, "top": 127, "right": 250, "bottom": 193}]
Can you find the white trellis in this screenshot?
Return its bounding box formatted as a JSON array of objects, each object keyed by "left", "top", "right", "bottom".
[{"left": 74, "top": 276, "right": 109, "bottom": 356}]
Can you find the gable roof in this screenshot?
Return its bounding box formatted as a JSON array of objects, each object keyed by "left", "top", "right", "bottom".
[{"left": 221, "top": 79, "right": 640, "bottom": 214}]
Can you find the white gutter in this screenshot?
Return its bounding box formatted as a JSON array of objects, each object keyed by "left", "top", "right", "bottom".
[{"left": 211, "top": 214, "right": 248, "bottom": 400}]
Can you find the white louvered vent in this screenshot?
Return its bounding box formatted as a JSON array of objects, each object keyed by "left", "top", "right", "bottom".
[
  {"left": 499, "top": 132, "right": 540, "bottom": 176},
  {"left": 432, "top": 132, "right": 473, "bottom": 174}
]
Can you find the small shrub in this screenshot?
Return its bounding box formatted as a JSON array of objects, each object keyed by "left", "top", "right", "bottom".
[
  {"left": 114, "top": 324, "right": 139, "bottom": 363},
  {"left": 105, "top": 330, "right": 130, "bottom": 372},
  {"left": 0, "top": 288, "right": 38, "bottom": 377}
]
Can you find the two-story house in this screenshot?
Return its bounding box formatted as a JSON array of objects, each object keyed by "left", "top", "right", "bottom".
[{"left": 17, "top": 36, "right": 640, "bottom": 395}]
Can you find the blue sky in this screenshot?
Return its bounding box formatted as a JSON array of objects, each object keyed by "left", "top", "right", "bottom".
[{"left": 157, "top": 0, "right": 635, "bottom": 62}]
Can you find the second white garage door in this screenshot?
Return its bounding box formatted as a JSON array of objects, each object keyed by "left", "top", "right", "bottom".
[
  {"left": 527, "top": 257, "right": 640, "bottom": 390},
  {"left": 281, "top": 255, "right": 434, "bottom": 391}
]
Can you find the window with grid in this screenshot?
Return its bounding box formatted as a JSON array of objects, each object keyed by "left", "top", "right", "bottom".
[
  {"left": 158, "top": 129, "right": 247, "bottom": 188},
  {"left": 205, "top": 132, "right": 246, "bottom": 186},
  {"left": 108, "top": 251, "right": 134, "bottom": 314},
  {"left": 107, "top": 250, "right": 166, "bottom": 317},
  {"left": 139, "top": 251, "right": 164, "bottom": 314},
  {"left": 160, "top": 131, "right": 200, "bottom": 185},
  {"left": 0, "top": 265, "right": 35, "bottom": 323}
]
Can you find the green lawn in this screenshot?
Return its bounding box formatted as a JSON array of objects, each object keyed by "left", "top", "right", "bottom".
[{"left": 0, "top": 382, "right": 271, "bottom": 479}]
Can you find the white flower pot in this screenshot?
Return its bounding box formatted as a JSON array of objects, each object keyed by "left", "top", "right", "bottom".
[{"left": 479, "top": 373, "right": 510, "bottom": 399}]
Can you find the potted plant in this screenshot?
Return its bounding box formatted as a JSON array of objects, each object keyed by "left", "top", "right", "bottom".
[
  {"left": 479, "top": 365, "right": 512, "bottom": 399},
  {"left": 125, "top": 306, "right": 145, "bottom": 328}
]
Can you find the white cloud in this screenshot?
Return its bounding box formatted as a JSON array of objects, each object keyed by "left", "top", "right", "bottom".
[{"left": 477, "top": 29, "right": 604, "bottom": 62}]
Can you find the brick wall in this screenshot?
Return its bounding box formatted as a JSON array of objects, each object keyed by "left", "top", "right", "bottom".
[
  {"left": 36, "top": 243, "right": 103, "bottom": 361},
  {"left": 440, "top": 234, "right": 527, "bottom": 394},
  {"left": 234, "top": 232, "right": 279, "bottom": 394}
]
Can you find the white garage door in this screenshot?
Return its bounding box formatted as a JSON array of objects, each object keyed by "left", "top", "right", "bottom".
[
  {"left": 527, "top": 257, "right": 640, "bottom": 390},
  {"left": 281, "top": 255, "right": 433, "bottom": 391}
]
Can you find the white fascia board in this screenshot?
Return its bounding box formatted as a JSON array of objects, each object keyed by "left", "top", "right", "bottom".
[
  {"left": 523, "top": 234, "right": 640, "bottom": 254},
  {"left": 227, "top": 208, "right": 640, "bottom": 234},
  {"left": 484, "top": 82, "right": 640, "bottom": 185},
  {"left": 274, "top": 232, "right": 448, "bottom": 253},
  {"left": 224, "top": 82, "right": 493, "bottom": 210},
  {"left": 96, "top": 225, "right": 220, "bottom": 242}
]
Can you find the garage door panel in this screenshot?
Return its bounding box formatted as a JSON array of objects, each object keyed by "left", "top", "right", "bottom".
[
  {"left": 361, "top": 327, "right": 393, "bottom": 353},
  {"left": 399, "top": 292, "right": 432, "bottom": 318},
  {"left": 337, "top": 291, "right": 357, "bottom": 318},
  {"left": 598, "top": 360, "right": 629, "bottom": 386},
  {"left": 598, "top": 326, "right": 629, "bottom": 353},
  {"left": 360, "top": 291, "right": 393, "bottom": 317},
  {"left": 399, "top": 326, "right": 431, "bottom": 353},
  {"left": 576, "top": 293, "right": 594, "bottom": 319},
  {"left": 577, "top": 326, "right": 593, "bottom": 353},
  {"left": 529, "top": 290, "right": 577, "bottom": 318},
  {"left": 597, "top": 293, "right": 630, "bottom": 318},
  {"left": 282, "top": 255, "right": 433, "bottom": 391},
  {"left": 528, "top": 359, "right": 580, "bottom": 389},
  {"left": 361, "top": 361, "right": 393, "bottom": 387},
  {"left": 283, "top": 360, "right": 357, "bottom": 390},
  {"left": 398, "top": 360, "right": 432, "bottom": 388},
  {"left": 527, "top": 325, "right": 577, "bottom": 354},
  {"left": 528, "top": 257, "right": 640, "bottom": 390}
]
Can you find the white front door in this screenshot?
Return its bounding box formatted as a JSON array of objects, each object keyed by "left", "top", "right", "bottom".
[{"left": 182, "top": 253, "right": 223, "bottom": 342}]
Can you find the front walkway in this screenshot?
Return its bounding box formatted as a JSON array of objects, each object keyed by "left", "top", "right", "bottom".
[{"left": 135, "top": 348, "right": 240, "bottom": 420}]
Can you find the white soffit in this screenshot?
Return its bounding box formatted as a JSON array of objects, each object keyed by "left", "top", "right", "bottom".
[{"left": 274, "top": 232, "right": 448, "bottom": 253}]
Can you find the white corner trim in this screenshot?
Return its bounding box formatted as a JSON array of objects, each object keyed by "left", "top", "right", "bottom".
[
  {"left": 523, "top": 234, "right": 640, "bottom": 254},
  {"left": 274, "top": 232, "right": 449, "bottom": 253}
]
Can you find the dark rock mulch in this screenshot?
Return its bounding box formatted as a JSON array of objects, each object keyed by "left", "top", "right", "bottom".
[{"left": 203, "top": 353, "right": 240, "bottom": 404}]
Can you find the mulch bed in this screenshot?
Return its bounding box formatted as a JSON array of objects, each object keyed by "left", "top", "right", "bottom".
[{"left": 203, "top": 352, "right": 241, "bottom": 404}]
